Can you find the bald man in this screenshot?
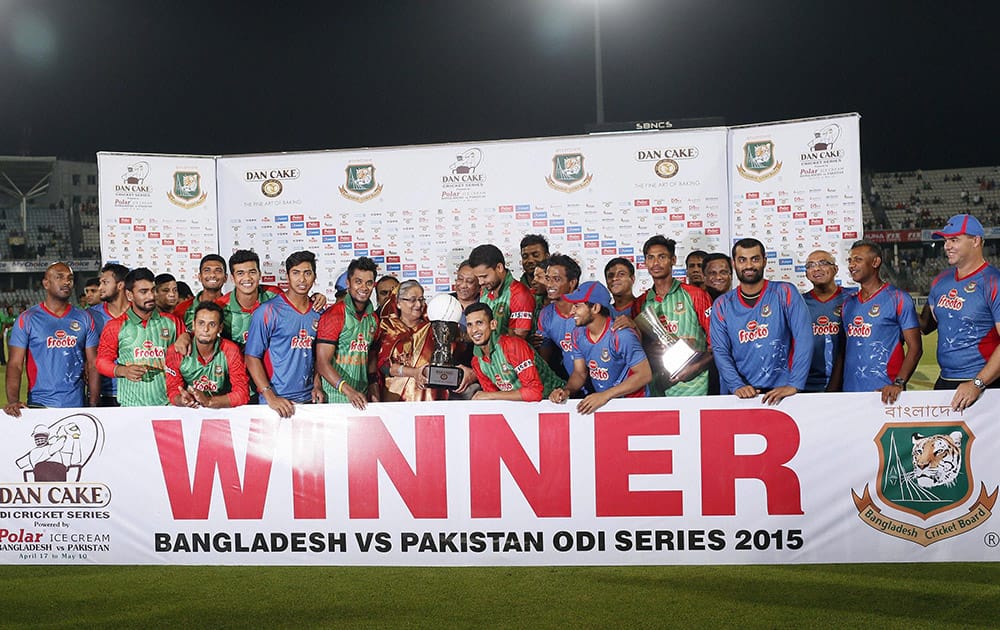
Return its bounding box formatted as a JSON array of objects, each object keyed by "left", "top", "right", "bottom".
[{"left": 801, "top": 250, "right": 856, "bottom": 392}]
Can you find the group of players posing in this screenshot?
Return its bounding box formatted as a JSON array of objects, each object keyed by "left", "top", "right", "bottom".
[{"left": 4, "top": 213, "right": 999, "bottom": 418}]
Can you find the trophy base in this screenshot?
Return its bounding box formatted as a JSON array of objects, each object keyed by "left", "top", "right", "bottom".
[{"left": 426, "top": 365, "right": 463, "bottom": 390}]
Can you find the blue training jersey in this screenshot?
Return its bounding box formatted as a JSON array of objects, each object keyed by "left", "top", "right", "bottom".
[
  {"left": 244, "top": 293, "right": 320, "bottom": 403},
  {"left": 569, "top": 318, "right": 649, "bottom": 397},
  {"left": 536, "top": 302, "right": 580, "bottom": 378},
  {"left": 9, "top": 303, "right": 99, "bottom": 407},
  {"left": 842, "top": 284, "right": 919, "bottom": 392},
  {"left": 710, "top": 280, "right": 813, "bottom": 394},
  {"left": 928, "top": 263, "right": 1000, "bottom": 380},
  {"left": 88, "top": 303, "right": 119, "bottom": 397},
  {"left": 802, "top": 286, "right": 857, "bottom": 392}
]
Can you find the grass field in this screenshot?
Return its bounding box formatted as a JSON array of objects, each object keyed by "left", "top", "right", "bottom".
[{"left": 4, "top": 334, "right": 993, "bottom": 628}]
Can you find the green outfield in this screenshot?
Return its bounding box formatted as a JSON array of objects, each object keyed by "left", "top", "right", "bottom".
[{"left": 3, "top": 334, "right": 989, "bottom": 628}]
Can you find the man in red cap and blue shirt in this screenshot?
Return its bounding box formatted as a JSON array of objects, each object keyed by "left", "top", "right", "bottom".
[
  {"left": 549, "top": 281, "right": 652, "bottom": 414},
  {"left": 925, "top": 213, "right": 1000, "bottom": 411}
]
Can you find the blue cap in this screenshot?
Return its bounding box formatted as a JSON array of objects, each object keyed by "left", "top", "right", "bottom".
[
  {"left": 335, "top": 271, "right": 349, "bottom": 291},
  {"left": 563, "top": 281, "right": 612, "bottom": 309},
  {"left": 933, "top": 214, "right": 985, "bottom": 239}
]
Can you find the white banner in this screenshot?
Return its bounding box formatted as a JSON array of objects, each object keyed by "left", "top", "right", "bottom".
[
  {"left": 2, "top": 391, "right": 997, "bottom": 566},
  {"left": 728, "top": 114, "right": 863, "bottom": 290},
  {"left": 215, "top": 128, "right": 729, "bottom": 295},
  {"left": 97, "top": 153, "right": 220, "bottom": 283}
]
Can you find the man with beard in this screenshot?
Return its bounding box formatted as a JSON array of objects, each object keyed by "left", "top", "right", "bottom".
[
  {"left": 842, "top": 240, "right": 921, "bottom": 404},
  {"left": 4, "top": 263, "right": 100, "bottom": 416},
  {"left": 154, "top": 273, "right": 180, "bottom": 315},
  {"left": 466, "top": 302, "right": 545, "bottom": 402},
  {"left": 89, "top": 263, "right": 130, "bottom": 406},
  {"left": 245, "top": 251, "right": 324, "bottom": 418},
  {"left": 631, "top": 235, "right": 714, "bottom": 397},
  {"left": 685, "top": 250, "right": 708, "bottom": 288},
  {"left": 701, "top": 253, "right": 733, "bottom": 302},
  {"left": 604, "top": 257, "right": 638, "bottom": 320},
  {"left": 96, "top": 267, "right": 188, "bottom": 407},
  {"left": 924, "top": 214, "right": 1000, "bottom": 410},
  {"left": 535, "top": 253, "right": 582, "bottom": 380},
  {"left": 710, "top": 238, "right": 812, "bottom": 405},
  {"left": 173, "top": 254, "right": 227, "bottom": 329},
  {"left": 469, "top": 244, "right": 534, "bottom": 339},
  {"left": 548, "top": 281, "right": 651, "bottom": 414},
  {"left": 801, "top": 249, "right": 856, "bottom": 392},
  {"left": 315, "top": 256, "right": 379, "bottom": 410},
  {"left": 166, "top": 302, "right": 250, "bottom": 408}
]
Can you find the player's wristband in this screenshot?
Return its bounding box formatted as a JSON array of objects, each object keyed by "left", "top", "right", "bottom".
[
  {"left": 259, "top": 385, "right": 272, "bottom": 394},
  {"left": 892, "top": 377, "right": 907, "bottom": 388},
  {"left": 337, "top": 380, "right": 346, "bottom": 394}
]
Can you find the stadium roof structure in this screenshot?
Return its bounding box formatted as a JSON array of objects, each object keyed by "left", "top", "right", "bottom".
[{"left": 0, "top": 156, "right": 57, "bottom": 232}]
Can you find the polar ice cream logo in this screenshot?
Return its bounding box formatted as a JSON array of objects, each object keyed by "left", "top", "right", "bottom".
[{"left": 851, "top": 422, "right": 998, "bottom": 546}]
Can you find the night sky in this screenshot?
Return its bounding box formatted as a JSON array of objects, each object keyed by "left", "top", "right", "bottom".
[{"left": 1, "top": 0, "right": 996, "bottom": 172}]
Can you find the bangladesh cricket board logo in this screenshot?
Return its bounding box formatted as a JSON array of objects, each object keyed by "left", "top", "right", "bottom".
[
  {"left": 339, "top": 164, "right": 383, "bottom": 202},
  {"left": 851, "top": 422, "right": 998, "bottom": 546},
  {"left": 737, "top": 140, "right": 782, "bottom": 182},
  {"left": 545, "top": 153, "right": 593, "bottom": 193},
  {"left": 166, "top": 171, "right": 209, "bottom": 208}
]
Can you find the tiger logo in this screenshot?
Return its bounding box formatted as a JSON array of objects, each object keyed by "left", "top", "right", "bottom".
[{"left": 910, "top": 431, "right": 962, "bottom": 488}]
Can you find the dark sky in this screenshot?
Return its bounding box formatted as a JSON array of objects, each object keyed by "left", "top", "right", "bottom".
[{"left": 1, "top": 0, "right": 996, "bottom": 172}]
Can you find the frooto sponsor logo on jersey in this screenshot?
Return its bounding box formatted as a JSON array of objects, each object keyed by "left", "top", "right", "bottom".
[
  {"left": 290, "top": 329, "right": 314, "bottom": 350},
  {"left": 492, "top": 374, "right": 515, "bottom": 392},
  {"left": 936, "top": 288, "right": 965, "bottom": 311},
  {"left": 847, "top": 315, "right": 872, "bottom": 337},
  {"left": 588, "top": 359, "right": 609, "bottom": 382},
  {"left": 738, "top": 320, "right": 769, "bottom": 343},
  {"left": 349, "top": 333, "right": 369, "bottom": 353},
  {"left": 134, "top": 340, "right": 166, "bottom": 360},
  {"left": 46, "top": 329, "right": 78, "bottom": 349},
  {"left": 658, "top": 313, "right": 679, "bottom": 334},
  {"left": 192, "top": 374, "right": 220, "bottom": 393},
  {"left": 812, "top": 315, "right": 840, "bottom": 336},
  {"left": 559, "top": 333, "right": 573, "bottom": 352}
]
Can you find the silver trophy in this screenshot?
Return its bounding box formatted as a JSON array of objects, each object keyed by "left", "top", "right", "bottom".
[
  {"left": 635, "top": 305, "right": 699, "bottom": 378},
  {"left": 426, "top": 294, "right": 464, "bottom": 390}
]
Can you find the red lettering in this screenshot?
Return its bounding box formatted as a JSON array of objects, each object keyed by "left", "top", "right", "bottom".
[
  {"left": 347, "top": 415, "right": 447, "bottom": 519},
  {"left": 700, "top": 409, "right": 803, "bottom": 515},
  {"left": 291, "top": 418, "right": 327, "bottom": 518},
  {"left": 152, "top": 418, "right": 277, "bottom": 519},
  {"left": 594, "top": 410, "right": 682, "bottom": 517},
  {"left": 469, "top": 413, "right": 571, "bottom": 518}
]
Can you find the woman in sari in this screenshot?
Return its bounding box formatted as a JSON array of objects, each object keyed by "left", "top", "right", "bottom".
[{"left": 371, "top": 280, "right": 442, "bottom": 402}]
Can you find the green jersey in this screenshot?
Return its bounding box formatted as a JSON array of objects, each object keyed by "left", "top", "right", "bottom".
[
  {"left": 316, "top": 300, "right": 378, "bottom": 403},
  {"left": 480, "top": 273, "right": 535, "bottom": 337},
  {"left": 636, "top": 281, "right": 712, "bottom": 397},
  {"left": 217, "top": 285, "right": 282, "bottom": 350},
  {"left": 98, "top": 308, "right": 183, "bottom": 406}
]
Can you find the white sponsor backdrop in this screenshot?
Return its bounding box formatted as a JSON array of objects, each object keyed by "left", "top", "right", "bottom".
[
  {"left": 2, "top": 391, "right": 997, "bottom": 566},
  {"left": 729, "top": 115, "right": 862, "bottom": 289},
  {"left": 97, "top": 153, "right": 220, "bottom": 284},
  {"left": 97, "top": 114, "right": 860, "bottom": 295},
  {"left": 215, "top": 129, "right": 730, "bottom": 295}
]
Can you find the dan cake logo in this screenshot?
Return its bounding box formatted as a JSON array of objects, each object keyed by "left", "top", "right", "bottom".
[
  {"left": 167, "top": 170, "right": 209, "bottom": 208},
  {"left": 851, "top": 422, "right": 998, "bottom": 546},
  {"left": 737, "top": 140, "right": 783, "bottom": 182},
  {"left": 546, "top": 153, "right": 593, "bottom": 193},
  {"left": 339, "top": 163, "right": 383, "bottom": 202}
]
